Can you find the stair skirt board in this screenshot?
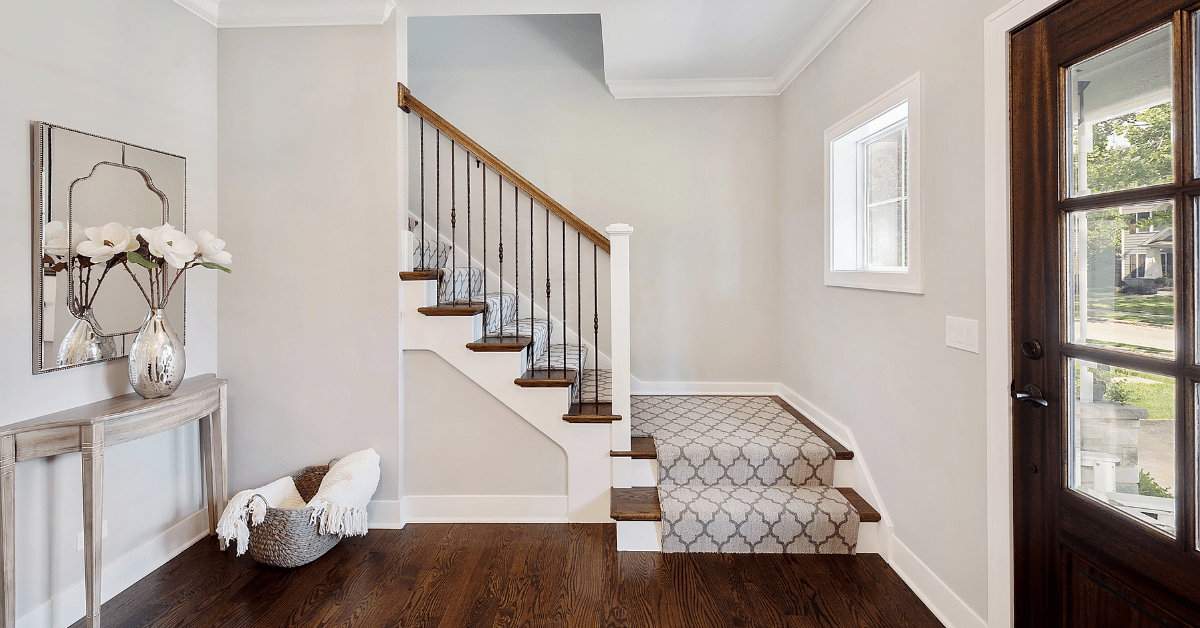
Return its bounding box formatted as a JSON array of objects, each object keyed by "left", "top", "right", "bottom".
[{"left": 402, "top": 495, "right": 569, "bottom": 523}]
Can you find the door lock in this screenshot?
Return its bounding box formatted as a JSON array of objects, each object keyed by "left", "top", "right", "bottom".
[{"left": 1010, "top": 381, "right": 1049, "bottom": 407}]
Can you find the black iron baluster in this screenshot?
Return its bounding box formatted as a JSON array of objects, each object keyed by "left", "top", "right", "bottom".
[
  {"left": 451, "top": 140, "right": 456, "bottom": 304},
  {"left": 529, "top": 194, "right": 534, "bottom": 369},
  {"left": 435, "top": 129, "right": 441, "bottom": 304},
  {"left": 482, "top": 162, "right": 486, "bottom": 324},
  {"left": 594, "top": 243, "right": 599, "bottom": 405},
  {"left": 577, "top": 231, "right": 581, "bottom": 405},
  {"left": 498, "top": 174, "right": 504, "bottom": 340},
  {"left": 514, "top": 180, "right": 519, "bottom": 343},
  {"left": 545, "top": 203, "right": 550, "bottom": 373},
  {"left": 466, "top": 146, "right": 471, "bottom": 307},
  {"left": 419, "top": 119, "right": 425, "bottom": 268},
  {"left": 562, "top": 217, "right": 567, "bottom": 397}
]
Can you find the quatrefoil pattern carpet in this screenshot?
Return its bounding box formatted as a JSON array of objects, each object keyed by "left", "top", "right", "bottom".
[{"left": 632, "top": 396, "right": 859, "bottom": 554}]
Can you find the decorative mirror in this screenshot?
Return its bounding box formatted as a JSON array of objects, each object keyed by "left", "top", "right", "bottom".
[{"left": 33, "top": 123, "right": 186, "bottom": 374}]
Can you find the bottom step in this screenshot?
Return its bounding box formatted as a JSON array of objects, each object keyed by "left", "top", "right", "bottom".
[{"left": 611, "top": 487, "right": 661, "bottom": 521}]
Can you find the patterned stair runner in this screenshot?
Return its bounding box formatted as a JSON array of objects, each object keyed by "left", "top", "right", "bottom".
[{"left": 632, "top": 396, "right": 860, "bottom": 554}]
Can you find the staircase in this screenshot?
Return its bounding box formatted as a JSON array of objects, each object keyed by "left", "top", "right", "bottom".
[{"left": 398, "top": 83, "right": 880, "bottom": 552}]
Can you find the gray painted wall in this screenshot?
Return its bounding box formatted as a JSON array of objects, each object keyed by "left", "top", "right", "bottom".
[
  {"left": 404, "top": 351, "right": 566, "bottom": 495},
  {"left": 777, "top": 0, "right": 1008, "bottom": 618},
  {"left": 216, "top": 22, "right": 402, "bottom": 500},
  {"left": 0, "top": 0, "right": 218, "bottom": 617},
  {"left": 408, "top": 15, "right": 782, "bottom": 385}
]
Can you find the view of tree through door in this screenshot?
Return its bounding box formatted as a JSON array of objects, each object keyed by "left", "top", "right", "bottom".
[{"left": 1012, "top": 0, "right": 1200, "bottom": 624}]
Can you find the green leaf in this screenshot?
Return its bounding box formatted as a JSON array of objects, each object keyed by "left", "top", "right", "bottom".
[
  {"left": 199, "top": 262, "right": 232, "bottom": 273},
  {"left": 127, "top": 251, "right": 160, "bottom": 270}
]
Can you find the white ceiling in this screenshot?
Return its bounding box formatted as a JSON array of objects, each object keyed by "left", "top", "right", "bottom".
[{"left": 172, "top": 0, "right": 871, "bottom": 98}]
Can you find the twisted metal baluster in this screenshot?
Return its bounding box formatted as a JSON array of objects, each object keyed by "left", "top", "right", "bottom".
[
  {"left": 435, "top": 129, "right": 441, "bottom": 304},
  {"left": 498, "top": 174, "right": 504, "bottom": 340},
  {"left": 466, "top": 147, "right": 471, "bottom": 307}
]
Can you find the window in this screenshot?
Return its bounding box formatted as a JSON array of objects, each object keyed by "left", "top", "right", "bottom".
[
  {"left": 825, "top": 73, "right": 923, "bottom": 293},
  {"left": 1130, "top": 253, "right": 1147, "bottom": 278}
]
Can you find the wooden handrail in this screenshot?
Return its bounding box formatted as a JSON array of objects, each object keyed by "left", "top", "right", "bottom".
[{"left": 398, "top": 83, "right": 611, "bottom": 254}]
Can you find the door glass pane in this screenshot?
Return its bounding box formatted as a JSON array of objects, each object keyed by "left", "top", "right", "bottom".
[
  {"left": 1070, "top": 201, "right": 1176, "bottom": 357},
  {"left": 1067, "top": 23, "right": 1174, "bottom": 198},
  {"left": 1070, "top": 359, "right": 1176, "bottom": 537}
]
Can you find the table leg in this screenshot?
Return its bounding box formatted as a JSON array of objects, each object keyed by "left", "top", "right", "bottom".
[
  {"left": 214, "top": 385, "right": 228, "bottom": 515},
  {"left": 0, "top": 436, "right": 15, "bottom": 628},
  {"left": 199, "top": 415, "right": 218, "bottom": 536},
  {"left": 81, "top": 424, "right": 104, "bottom": 628}
]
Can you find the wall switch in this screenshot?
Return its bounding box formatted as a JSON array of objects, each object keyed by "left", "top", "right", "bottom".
[
  {"left": 77, "top": 520, "right": 109, "bottom": 551},
  {"left": 946, "top": 316, "right": 980, "bottom": 353}
]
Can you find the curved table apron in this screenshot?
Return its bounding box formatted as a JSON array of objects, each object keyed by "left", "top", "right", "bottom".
[{"left": 0, "top": 374, "right": 228, "bottom": 628}]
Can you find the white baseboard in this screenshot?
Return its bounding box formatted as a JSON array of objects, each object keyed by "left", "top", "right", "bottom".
[
  {"left": 18, "top": 509, "right": 210, "bottom": 628},
  {"left": 367, "top": 499, "right": 406, "bottom": 529},
  {"left": 889, "top": 536, "right": 987, "bottom": 628},
  {"left": 401, "top": 495, "right": 568, "bottom": 523}
]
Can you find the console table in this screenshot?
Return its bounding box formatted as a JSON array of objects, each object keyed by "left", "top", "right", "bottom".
[{"left": 0, "top": 374, "right": 228, "bottom": 628}]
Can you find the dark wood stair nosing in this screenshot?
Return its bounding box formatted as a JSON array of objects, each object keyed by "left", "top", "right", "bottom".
[
  {"left": 610, "top": 486, "right": 661, "bottom": 521},
  {"left": 610, "top": 436, "right": 656, "bottom": 459},
  {"left": 515, "top": 369, "right": 577, "bottom": 388},
  {"left": 835, "top": 487, "right": 881, "bottom": 523},
  {"left": 769, "top": 396, "right": 854, "bottom": 460},
  {"left": 564, "top": 401, "right": 621, "bottom": 423},
  {"left": 466, "top": 336, "right": 532, "bottom": 352},
  {"left": 400, "top": 269, "right": 439, "bottom": 281},
  {"left": 418, "top": 304, "right": 487, "bottom": 316}
]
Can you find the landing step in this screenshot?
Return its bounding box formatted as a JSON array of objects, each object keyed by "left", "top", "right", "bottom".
[
  {"left": 467, "top": 336, "right": 532, "bottom": 352},
  {"left": 564, "top": 402, "right": 621, "bottom": 423},
  {"left": 770, "top": 396, "right": 854, "bottom": 460},
  {"left": 418, "top": 304, "right": 487, "bottom": 316},
  {"left": 399, "top": 269, "right": 438, "bottom": 281},
  {"left": 836, "top": 487, "right": 881, "bottom": 523},
  {"left": 611, "top": 436, "right": 655, "bottom": 458},
  {"left": 515, "top": 369, "right": 576, "bottom": 387},
  {"left": 611, "top": 487, "right": 661, "bottom": 521}
]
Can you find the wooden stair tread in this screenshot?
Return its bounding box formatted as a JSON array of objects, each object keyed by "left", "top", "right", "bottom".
[
  {"left": 611, "top": 487, "right": 661, "bottom": 521},
  {"left": 515, "top": 369, "right": 576, "bottom": 387},
  {"left": 418, "top": 304, "right": 487, "bottom": 316},
  {"left": 399, "top": 269, "right": 439, "bottom": 281},
  {"left": 564, "top": 402, "right": 621, "bottom": 423},
  {"left": 467, "top": 337, "right": 532, "bottom": 352},
  {"left": 611, "top": 436, "right": 655, "bottom": 459},
  {"left": 835, "top": 487, "right": 880, "bottom": 523},
  {"left": 769, "top": 396, "right": 854, "bottom": 460}
]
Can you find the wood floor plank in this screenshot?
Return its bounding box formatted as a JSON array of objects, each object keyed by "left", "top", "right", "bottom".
[{"left": 76, "top": 524, "right": 941, "bottom": 628}]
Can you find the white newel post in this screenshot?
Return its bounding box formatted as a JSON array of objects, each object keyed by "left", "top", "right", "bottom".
[
  {"left": 607, "top": 224, "right": 633, "bottom": 489},
  {"left": 401, "top": 230, "right": 415, "bottom": 272}
]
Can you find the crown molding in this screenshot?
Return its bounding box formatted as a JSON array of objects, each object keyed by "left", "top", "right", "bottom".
[
  {"left": 172, "top": 0, "right": 397, "bottom": 28},
  {"left": 605, "top": 0, "right": 871, "bottom": 99}
]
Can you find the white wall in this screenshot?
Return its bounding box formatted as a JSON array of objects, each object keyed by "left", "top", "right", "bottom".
[
  {"left": 777, "top": 0, "right": 1007, "bottom": 619},
  {"left": 217, "top": 21, "right": 401, "bottom": 500},
  {"left": 0, "top": 0, "right": 218, "bottom": 621},
  {"left": 404, "top": 351, "right": 566, "bottom": 495},
  {"left": 408, "top": 15, "right": 782, "bottom": 385}
]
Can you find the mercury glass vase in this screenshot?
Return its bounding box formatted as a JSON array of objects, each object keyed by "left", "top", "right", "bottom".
[
  {"left": 128, "top": 308, "right": 185, "bottom": 399},
  {"left": 56, "top": 308, "right": 117, "bottom": 367}
]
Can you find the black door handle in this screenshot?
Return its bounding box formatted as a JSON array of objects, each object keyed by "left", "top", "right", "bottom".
[{"left": 1011, "top": 381, "right": 1049, "bottom": 407}]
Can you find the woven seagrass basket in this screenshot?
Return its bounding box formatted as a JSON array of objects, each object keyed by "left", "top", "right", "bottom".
[{"left": 246, "top": 463, "right": 342, "bottom": 568}]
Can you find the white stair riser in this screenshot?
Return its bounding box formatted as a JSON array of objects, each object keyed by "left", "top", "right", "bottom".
[
  {"left": 630, "top": 458, "right": 657, "bottom": 487},
  {"left": 617, "top": 521, "right": 662, "bottom": 552},
  {"left": 834, "top": 459, "right": 854, "bottom": 486},
  {"left": 404, "top": 280, "right": 613, "bottom": 522}
]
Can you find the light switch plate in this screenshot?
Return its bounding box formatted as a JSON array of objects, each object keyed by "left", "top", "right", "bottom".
[{"left": 946, "top": 316, "right": 980, "bottom": 353}]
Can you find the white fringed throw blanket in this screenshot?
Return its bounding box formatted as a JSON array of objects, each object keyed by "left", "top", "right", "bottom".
[
  {"left": 216, "top": 476, "right": 306, "bottom": 555},
  {"left": 308, "top": 448, "right": 380, "bottom": 537}
]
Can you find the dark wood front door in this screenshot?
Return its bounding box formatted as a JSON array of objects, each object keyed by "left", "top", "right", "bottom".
[{"left": 1011, "top": 0, "right": 1200, "bottom": 625}]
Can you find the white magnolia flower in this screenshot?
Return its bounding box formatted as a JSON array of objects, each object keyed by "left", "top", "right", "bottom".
[
  {"left": 43, "top": 220, "right": 69, "bottom": 257},
  {"left": 76, "top": 222, "right": 137, "bottom": 263},
  {"left": 145, "top": 223, "right": 198, "bottom": 269},
  {"left": 193, "top": 230, "right": 232, "bottom": 266}
]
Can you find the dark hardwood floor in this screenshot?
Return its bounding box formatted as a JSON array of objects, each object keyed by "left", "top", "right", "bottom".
[{"left": 71, "top": 524, "right": 942, "bottom": 628}]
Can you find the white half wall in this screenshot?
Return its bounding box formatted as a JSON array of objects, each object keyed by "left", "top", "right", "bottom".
[
  {"left": 0, "top": 0, "right": 218, "bottom": 621},
  {"left": 217, "top": 21, "right": 401, "bottom": 499},
  {"left": 776, "top": 0, "right": 1009, "bottom": 622}
]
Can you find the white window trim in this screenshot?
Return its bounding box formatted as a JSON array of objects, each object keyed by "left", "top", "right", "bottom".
[{"left": 823, "top": 72, "right": 923, "bottom": 294}]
